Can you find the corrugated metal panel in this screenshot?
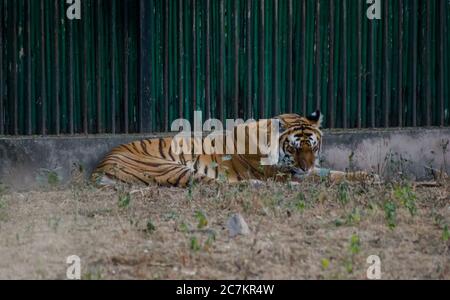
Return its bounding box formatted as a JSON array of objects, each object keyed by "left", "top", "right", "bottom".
[{"left": 0, "top": 0, "right": 449, "bottom": 135}]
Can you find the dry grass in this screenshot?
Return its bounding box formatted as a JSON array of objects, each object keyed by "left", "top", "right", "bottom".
[{"left": 0, "top": 177, "right": 449, "bottom": 280}]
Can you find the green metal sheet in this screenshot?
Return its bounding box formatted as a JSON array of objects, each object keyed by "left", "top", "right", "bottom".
[{"left": 0, "top": 0, "right": 449, "bottom": 135}]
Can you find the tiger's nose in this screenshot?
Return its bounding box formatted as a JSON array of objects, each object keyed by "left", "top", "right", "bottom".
[{"left": 296, "top": 149, "right": 315, "bottom": 171}]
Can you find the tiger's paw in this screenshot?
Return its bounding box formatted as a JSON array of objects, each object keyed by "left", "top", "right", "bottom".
[{"left": 93, "top": 174, "right": 119, "bottom": 188}]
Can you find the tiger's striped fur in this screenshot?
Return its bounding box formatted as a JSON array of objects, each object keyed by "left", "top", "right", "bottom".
[{"left": 92, "top": 111, "right": 376, "bottom": 187}]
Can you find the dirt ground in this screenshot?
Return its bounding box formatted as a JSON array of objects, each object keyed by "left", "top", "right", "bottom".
[{"left": 0, "top": 176, "right": 449, "bottom": 280}]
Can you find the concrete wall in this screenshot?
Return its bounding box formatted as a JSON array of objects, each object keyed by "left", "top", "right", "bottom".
[{"left": 1, "top": 128, "right": 449, "bottom": 190}]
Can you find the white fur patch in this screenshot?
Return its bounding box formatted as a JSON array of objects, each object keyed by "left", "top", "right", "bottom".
[{"left": 97, "top": 175, "right": 118, "bottom": 187}]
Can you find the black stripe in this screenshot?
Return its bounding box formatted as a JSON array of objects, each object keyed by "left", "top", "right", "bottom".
[
  {"left": 109, "top": 154, "right": 163, "bottom": 168},
  {"left": 236, "top": 154, "right": 263, "bottom": 177},
  {"left": 132, "top": 142, "right": 141, "bottom": 154},
  {"left": 119, "top": 142, "right": 164, "bottom": 159},
  {"left": 168, "top": 143, "right": 176, "bottom": 161},
  {"left": 159, "top": 138, "right": 167, "bottom": 159},
  {"left": 193, "top": 156, "right": 200, "bottom": 172},
  {"left": 140, "top": 140, "right": 151, "bottom": 156},
  {"left": 121, "top": 144, "right": 135, "bottom": 153},
  {"left": 120, "top": 168, "right": 149, "bottom": 185},
  {"left": 174, "top": 168, "right": 191, "bottom": 187},
  {"left": 180, "top": 153, "right": 186, "bottom": 165},
  {"left": 166, "top": 166, "right": 188, "bottom": 185},
  {"left": 230, "top": 158, "right": 242, "bottom": 181},
  {"left": 211, "top": 156, "right": 219, "bottom": 179}
]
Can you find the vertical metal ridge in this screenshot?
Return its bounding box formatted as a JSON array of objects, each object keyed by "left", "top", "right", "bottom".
[
  {"left": 205, "top": 0, "right": 211, "bottom": 121},
  {"left": 287, "top": 0, "right": 293, "bottom": 113},
  {"left": 383, "top": 0, "right": 389, "bottom": 128},
  {"left": 178, "top": 0, "right": 184, "bottom": 119},
  {"left": 12, "top": 0, "right": 18, "bottom": 134},
  {"left": 301, "top": 0, "right": 306, "bottom": 115},
  {"left": 163, "top": 0, "right": 169, "bottom": 131},
  {"left": 192, "top": 0, "right": 197, "bottom": 113},
  {"left": 438, "top": 0, "right": 445, "bottom": 126},
  {"left": 138, "top": 0, "right": 144, "bottom": 133},
  {"left": 138, "top": 0, "right": 152, "bottom": 133},
  {"left": 54, "top": 0, "right": 60, "bottom": 135},
  {"left": 342, "top": 0, "right": 347, "bottom": 128},
  {"left": 68, "top": 12, "right": 74, "bottom": 134},
  {"left": 246, "top": 0, "right": 252, "bottom": 119},
  {"left": 82, "top": 0, "right": 88, "bottom": 134},
  {"left": 27, "top": 0, "right": 33, "bottom": 135},
  {"left": 398, "top": 0, "right": 403, "bottom": 127},
  {"left": 328, "top": 0, "right": 335, "bottom": 129},
  {"left": 412, "top": 0, "right": 417, "bottom": 127},
  {"left": 272, "top": 0, "right": 278, "bottom": 116},
  {"left": 315, "top": 0, "right": 321, "bottom": 110},
  {"left": 425, "top": 0, "right": 431, "bottom": 126},
  {"left": 40, "top": 0, "right": 47, "bottom": 135},
  {"left": 123, "top": 0, "right": 129, "bottom": 133},
  {"left": 234, "top": 0, "right": 239, "bottom": 118},
  {"left": 0, "top": 0, "right": 3, "bottom": 135},
  {"left": 368, "top": 12, "right": 375, "bottom": 128},
  {"left": 111, "top": 0, "right": 116, "bottom": 134},
  {"left": 357, "top": 0, "right": 362, "bottom": 128},
  {"left": 219, "top": 0, "right": 225, "bottom": 121},
  {"left": 259, "top": 0, "right": 265, "bottom": 118},
  {"left": 96, "top": 0, "right": 102, "bottom": 133}
]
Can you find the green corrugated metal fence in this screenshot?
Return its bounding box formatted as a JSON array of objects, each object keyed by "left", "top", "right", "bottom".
[{"left": 0, "top": 0, "right": 449, "bottom": 135}]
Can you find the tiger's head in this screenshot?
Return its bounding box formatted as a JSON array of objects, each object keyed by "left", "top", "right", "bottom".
[{"left": 276, "top": 111, "right": 323, "bottom": 176}]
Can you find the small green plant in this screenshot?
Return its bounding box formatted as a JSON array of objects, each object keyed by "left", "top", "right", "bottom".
[
  {"left": 47, "top": 171, "right": 60, "bottom": 186},
  {"left": 145, "top": 219, "right": 156, "bottom": 234},
  {"left": 82, "top": 270, "right": 102, "bottom": 280},
  {"left": 36, "top": 168, "right": 61, "bottom": 187},
  {"left": 349, "top": 234, "right": 361, "bottom": 255},
  {"left": 443, "top": 225, "right": 449, "bottom": 242},
  {"left": 179, "top": 222, "right": 190, "bottom": 233},
  {"left": 393, "top": 184, "right": 417, "bottom": 216},
  {"left": 294, "top": 192, "right": 306, "bottom": 212},
  {"left": 321, "top": 258, "right": 330, "bottom": 270},
  {"left": 346, "top": 208, "right": 362, "bottom": 225},
  {"left": 118, "top": 193, "right": 131, "bottom": 208},
  {"left": 344, "top": 260, "right": 353, "bottom": 274},
  {"left": 187, "top": 178, "right": 197, "bottom": 201},
  {"left": 432, "top": 210, "right": 445, "bottom": 227},
  {"left": 163, "top": 211, "right": 179, "bottom": 221},
  {"left": 190, "top": 236, "right": 201, "bottom": 251},
  {"left": 194, "top": 210, "right": 208, "bottom": 229},
  {"left": 204, "top": 231, "right": 217, "bottom": 250},
  {"left": 337, "top": 182, "right": 350, "bottom": 205},
  {"left": 334, "top": 218, "right": 344, "bottom": 227},
  {"left": 384, "top": 201, "right": 397, "bottom": 229}
]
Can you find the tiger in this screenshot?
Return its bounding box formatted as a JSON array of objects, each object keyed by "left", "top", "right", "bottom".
[{"left": 92, "top": 111, "right": 377, "bottom": 187}]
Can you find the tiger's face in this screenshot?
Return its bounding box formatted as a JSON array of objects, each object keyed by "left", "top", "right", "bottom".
[{"left": 277, "top": 111, "right": 323, "bottom": 175}]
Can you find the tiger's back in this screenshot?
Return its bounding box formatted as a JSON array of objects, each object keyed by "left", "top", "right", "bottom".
[{"left": 92, "top": 135, "right": 276, "bottom": 187}]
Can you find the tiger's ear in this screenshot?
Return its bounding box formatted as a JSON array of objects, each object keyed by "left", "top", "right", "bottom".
[{"left": 306, "top": 110, "right": 323, "bottom": 128}]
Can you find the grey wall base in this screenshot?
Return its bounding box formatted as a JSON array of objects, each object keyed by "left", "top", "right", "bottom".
[{"left": 1, "top": 128, "right": 450, "bottom": 190}]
